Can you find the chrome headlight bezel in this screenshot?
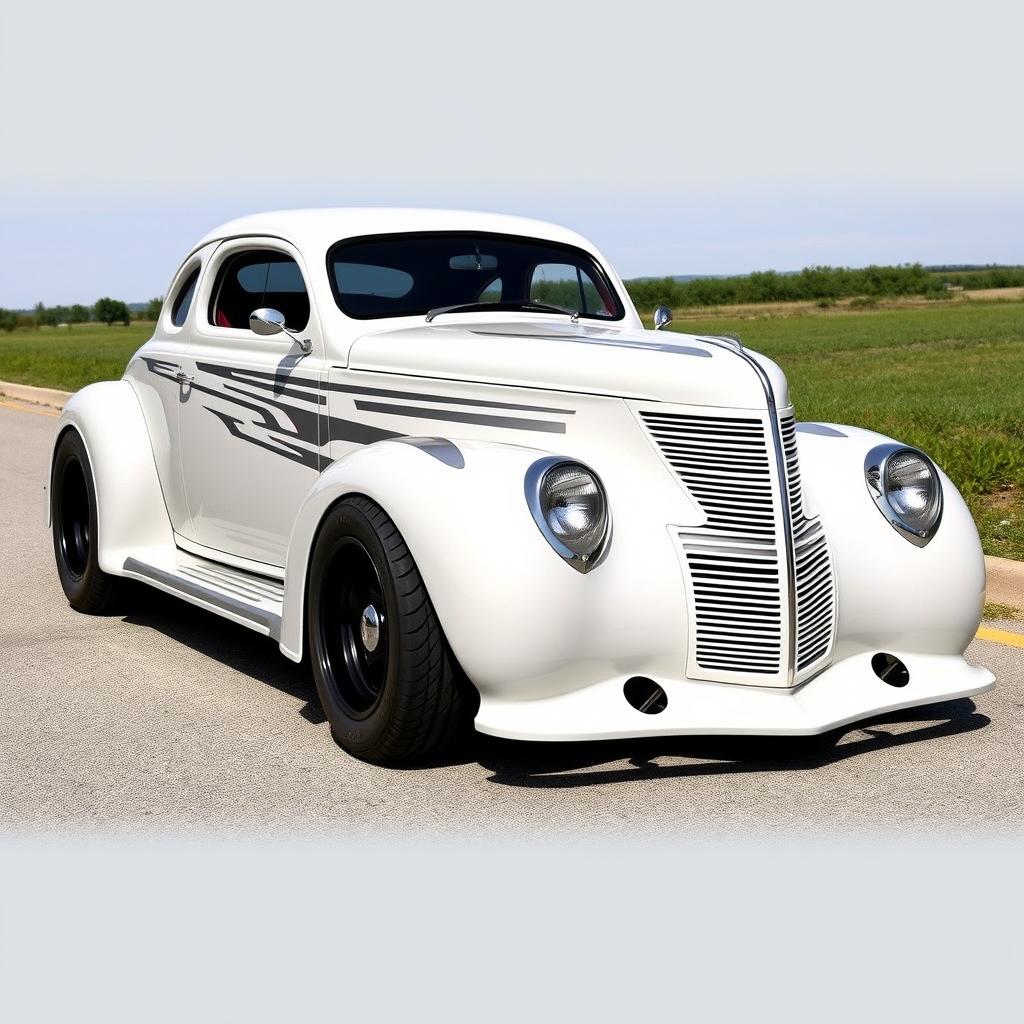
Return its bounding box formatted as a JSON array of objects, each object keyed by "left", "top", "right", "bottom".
[
  {"left": 524, "top": 457, "right": 611, "bottom": 573},
  {"left": 864, "top": 443, "right": 943, "bottom": 547}
]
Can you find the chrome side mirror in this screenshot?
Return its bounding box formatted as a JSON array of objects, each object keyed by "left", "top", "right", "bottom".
[
  {"left": 653, "top": 305, "right": 672, "bottom": 331},
  {"left": 249, "top": 308, "right": 287, "bottom": 336},
  {"left": 249, "top": 307, "right": 313, "bottom": 355}
]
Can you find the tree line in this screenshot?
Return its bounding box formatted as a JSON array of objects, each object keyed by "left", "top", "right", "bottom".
[
  {"left": 0, "top": 297, "right": 164, "bottom": 332},
  {"left": 625, "top": 263, "right": 1024, "bottom": 311}
]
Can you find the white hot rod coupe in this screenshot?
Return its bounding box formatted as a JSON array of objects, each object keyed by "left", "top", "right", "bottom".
[{"left": 48, "top": 209, "right": 994, "bottom": 763}]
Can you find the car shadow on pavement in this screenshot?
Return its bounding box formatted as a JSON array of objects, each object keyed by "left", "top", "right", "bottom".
[
  {"left": 473, "top": 699, "right": 990, "bottom": 788},
  {"left": 119, "top": 587, "right": 990, "bottom": 782},
  {"left": 121, "top": 585, "right": 327, "bottom": 726}
]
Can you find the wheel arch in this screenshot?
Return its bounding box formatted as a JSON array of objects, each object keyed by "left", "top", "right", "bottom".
[{"left": 47, "top": 381, "right": 174, "bottom": 574}]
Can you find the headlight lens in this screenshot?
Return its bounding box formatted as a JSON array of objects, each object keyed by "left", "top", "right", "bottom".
[
  {"left": 884, "top": 451, "right": 940, "bottom": 532},
  {"left": 525, "top": 458, "right": 610, "bottom": 572},
  {"left": 865, "top": 444, "right": 943, "bottom": 546},
  {"left": 541, "top": 463, "right": 607, "bottom": 554}
]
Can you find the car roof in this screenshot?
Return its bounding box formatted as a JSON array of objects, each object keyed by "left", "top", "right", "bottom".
[{"left": 193, "top": 208, "right": 602, "bottom": 259}]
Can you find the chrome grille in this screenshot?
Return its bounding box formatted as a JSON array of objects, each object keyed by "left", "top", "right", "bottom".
[
  {"left": 783, "top": 411, "right": 836, "bottom": 675},
  {"left": 683, "top": 541, "right": 783, "bottom": 675},
  {"left": 794, "top": 522, "right": 834, "bottom": 671},
  {"left": 642, "top": 406, "right": 836, "bottom": 685},
  {"left": 780, "top": 414, "right": 804, "bottom": 522},
  {"left": 638, "top": 412, "right": 774, "bottom": 537}
]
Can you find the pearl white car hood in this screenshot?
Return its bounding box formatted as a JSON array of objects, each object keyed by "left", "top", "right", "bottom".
[{"left": 347, "top": 318, "right": 790, "bottom": 410}]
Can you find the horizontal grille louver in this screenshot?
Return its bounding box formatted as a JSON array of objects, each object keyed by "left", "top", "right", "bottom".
[
  {"left": 781, "top": 413, "right": 836, "bottom": 674},
  {"left": 779, "top": 414, "right": 804, "bottom": 523},
  {"left": 793, "top": 521, "right": 835, "bottom": 671},
  {"left": 639, "top": 412, "right": 775, "bottom": 538},
  {"left": 685, "top": 544, "right": 783, "bottom": 675}
]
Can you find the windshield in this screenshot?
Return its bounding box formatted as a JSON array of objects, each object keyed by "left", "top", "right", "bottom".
[{"left": 327, "top": 232, "right": 624, "bottom": 321}]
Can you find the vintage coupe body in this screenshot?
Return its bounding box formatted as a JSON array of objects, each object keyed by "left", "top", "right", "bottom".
[{"left": 47, "top": 209, "right": 994, "bottom": 763}]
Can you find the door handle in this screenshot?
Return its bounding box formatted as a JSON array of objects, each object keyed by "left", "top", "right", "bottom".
[{"left": 174, "top": 370, "right": 194, "bottom": 385}]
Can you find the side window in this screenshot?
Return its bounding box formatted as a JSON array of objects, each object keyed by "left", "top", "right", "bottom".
[
  {"left": 529, "top": 262, "right": 611, "bottom": 315},
  {"left": 209, "top": 249, "right": 310, "bottom": 331},
  {"left": 170, "top": 266, "right": 200, "bottom": 327},
  {"left": 476, "top": 276, "right": 503, "bottom": 303}
]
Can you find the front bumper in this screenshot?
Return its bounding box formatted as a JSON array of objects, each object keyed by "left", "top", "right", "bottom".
[{"left": 474, "top": 651, "right": 994, "bottom": 742}]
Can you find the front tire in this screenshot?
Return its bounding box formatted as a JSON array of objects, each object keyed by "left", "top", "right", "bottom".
[
  {"left": 307, "top": 496, "right": 475, "bottom": 764},
  {"left": 51, "top": 429, "right": 121, "bottom": 613}
]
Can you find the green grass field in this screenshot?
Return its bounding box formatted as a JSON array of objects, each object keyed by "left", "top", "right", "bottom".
[
  {"left": 2, "top": 302, "right": 1022, "bottom": 557},
  {"left": 0, "top": 323, "right": 148, "bottom": 392}
]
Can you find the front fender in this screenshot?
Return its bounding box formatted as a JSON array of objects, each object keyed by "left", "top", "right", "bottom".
[
  {"left": 47, "top": 381, "right": 173, "bottom": 575},
  {"left": 797, "top": 422, "right": 985, "bottom": 658},
  {"left": 279, "top": 436, "right": 692, "bottom": 699},
  {"left": 280, "top": 438, "right": 551, "bottom": 671}
]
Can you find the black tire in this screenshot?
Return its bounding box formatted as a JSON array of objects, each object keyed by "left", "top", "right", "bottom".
[
  {"left": 306, "top": 496, "right": 475, "bottom": 764},
  {"left": 51, "top": 429, "right": 121, "bottom": 613}
]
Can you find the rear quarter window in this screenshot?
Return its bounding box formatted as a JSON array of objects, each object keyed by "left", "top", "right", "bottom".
[{"left": 170, "top": 266, "right": 200, "bottom": 327}]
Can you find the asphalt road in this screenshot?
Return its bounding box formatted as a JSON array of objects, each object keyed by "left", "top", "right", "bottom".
[{"left": 2, "top": 401, "right": 1022, "bottom": 836}]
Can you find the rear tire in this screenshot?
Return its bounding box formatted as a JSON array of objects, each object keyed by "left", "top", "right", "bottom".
[
  {"left": 306, "top": 496, "right": 475, "bottom": 764},
  {"left": 51, "top": 429, "right": 121, "bottom": 613}
]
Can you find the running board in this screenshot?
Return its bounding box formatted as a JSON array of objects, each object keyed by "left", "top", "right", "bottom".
[{"left": 122, "top": 551, "right": 284, "bottom": 639}]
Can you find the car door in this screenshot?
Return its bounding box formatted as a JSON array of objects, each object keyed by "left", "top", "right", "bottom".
[
  {"left": 176, "top": 238, "right": 326, "bottom": 567},
  {"left": 128, "top": 245, "right": 214, "bottom": 537}
]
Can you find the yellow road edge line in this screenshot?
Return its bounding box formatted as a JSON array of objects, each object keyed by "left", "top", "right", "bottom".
[
  {"left": 976, "top": 626, "right": 1024, "bottom": 649},
  {"left": 0, "top": 399, "right": 60, "bottom": 418}
]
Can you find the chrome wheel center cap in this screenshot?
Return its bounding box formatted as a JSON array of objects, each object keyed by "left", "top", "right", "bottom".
[{"left": 359, "top": 604, "right": 381, "bottom": 653}]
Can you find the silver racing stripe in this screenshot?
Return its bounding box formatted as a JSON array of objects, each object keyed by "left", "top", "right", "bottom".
[
  {"left": 353, "top": 400, "right": 568, "bottom": 434},
  {"left": 142, "top": 357, "right": 401, "bottom": 470},
  {"left": 326, "top": 381, "right": 575, "bottom": 415},
  {"left": 143, "top": 357, "right": 570, "bottom": 470},
  {"left": 193, "top": 362, "right": 575, "bottom": 415}
]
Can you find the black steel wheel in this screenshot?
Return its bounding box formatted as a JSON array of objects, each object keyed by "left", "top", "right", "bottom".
[
  {"left": 318, "top": 537, "right": 389, "bottom": 719},
  {"left": 306, "top": 496, "right": 475, "bottom": 764},
  {"left": 51, "top": 429, "right": 121, "bottom": 612},
  {"left": 57, "top": 449, "right": 90, "bottom": 579}
]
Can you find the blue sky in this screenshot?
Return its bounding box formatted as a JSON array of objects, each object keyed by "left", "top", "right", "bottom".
[{"left": 2, "top": 0, "right": 1021, "bottom": 307}]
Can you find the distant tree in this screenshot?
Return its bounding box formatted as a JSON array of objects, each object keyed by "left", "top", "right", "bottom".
[
  {"left": 33, "top": 301, "right": 59, "bottom": 328},
  {"left": 93, "top": 297, "right": 131, "bottom": 326},
  {"left": 69, "top": 304, "right": 92, "bottom": 324},
  {"left": 143, "top": 297, "right": 164, "bottom": 321},
  {"left": 0, "top": 308, "right": 18, "bottom": 332}
]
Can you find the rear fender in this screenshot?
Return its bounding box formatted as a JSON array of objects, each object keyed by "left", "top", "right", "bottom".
[{"left": 47, "top": 381, "right": 173, "bottom": 574}]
